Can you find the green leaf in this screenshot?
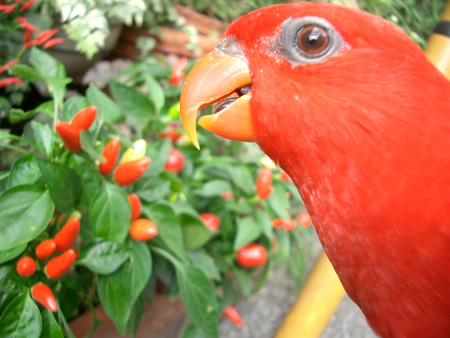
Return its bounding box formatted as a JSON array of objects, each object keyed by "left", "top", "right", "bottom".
[
  {"left": 233, "top": 267, "right": 252, "bottom": 297},
  {"left": 228, "top": 166, "right": 255, "bottom": 195},
  {"left": 267, "top": 182, "right": 290, "bottom": 219},
  {"left": 79, "top": 167, "right": 103, "bottom": 207},
  {"left": 97, "top": 241, "right": 152, "bottom": 335},
  {"left": 276, "top": 229, "right": 290, "bottom": 265},
  {"left": 221, "top": 277, "right": 238, "bottom": 310},
  {"left": 187, "top": 249, "right": 221, "bottom": 281},
  {"left": 0, "top": 292, "right": 42, "bottom": 338},
  {"left": 134, "top": 178, "right": 171, "bottom": 202},
  {"left": 194, "top": 180, "right": 231, "bottom": 197},
  {"left": 77, "top": 239, "right": 130, "bottom": 274},
  {"left": 10, "top": 64, "right": 40, "bottom": 80},
  {"left": 97, "top": 267, "right": 132, "bottom": 335},
  {"left": 8, "top": 154, "right": 41, "bottom": 188},
  {"left": 40, "top": 309, "right": 64, "bottom": 338},
  {"left": 9, "top": 108, "right": 38, "bottom": 124},
  {"left": 45, "top": 78, "right": 72, "bottom": 107},
  {"left": 127, "top": 240, "right": 152, "bottom": 305},
  {"left": 0, "top": 243, "right": 26, "bottom": 265},
  {"left": 224, "top": 201, "right": 253, "bottom": 215},
  {"left": 0, "top": 265, "right": 26, "bottom": 294},
  {"left": 29, "top": 48, "right": 66, "bottom": 79},
  {"left": 86, "top": 83, "right": 123, "bottom": 122},
  {"left": 175, "top": 264, "right": 219, "bottom": 338},
  {"left": 29, "top": 121, "right": 54, "bottom": 156},
  {"left": 89, "top": 182, "right": 131, "bottom": 243},
  {"left": 36, "top": 158, "right": 82, "bottom": 214},
  {"left": 255, "top": 208, "right": 273, "bottom": 241},
  {"left": 62, "top": 95, "right": 89, "bottom": 121},
  {"left": 148, "top": 202, "right": 187, "bottom": 262},
  {"left": 0, "top": 185, "right": 53, "bottom": 251},
  {"left": 109, "top": 80, "right": 152, "bottom": 135},
  {"left": 144, "top": 73, "right": 165, "bottom": 113},
  {"left": 127, "top": 293, "right": 145, "bottom": 338},
  {"left": 251, "top": 260, "right": 271, "bottom": 294},
  {"left": 182, "top": 322, "right": 208, "bottom": 338},
  {"left": 80, "top": 130, "right": 104, "bottom": 162},
  {"left": 180, "top": 211, "right": 211, "bottom": 250},
  {"left": 34, "top": 101, "right": 55, "bottom": 117},
  {"left": 62, "top": 96, "right": 90, "bottom": 122},
  {"left": 233, "top": 216, "right": 262, "bottom": 250}
]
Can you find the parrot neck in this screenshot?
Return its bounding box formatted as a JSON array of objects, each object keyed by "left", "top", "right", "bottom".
[{"left": 251, "top": 58, "right": 450, "bottom": 337}]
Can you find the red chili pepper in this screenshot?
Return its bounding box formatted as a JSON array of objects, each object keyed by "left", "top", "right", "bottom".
[
  {"left": 169, "top": 57, "right": 188, "bottom": 86},
  {"left": 70, "top": 106, "right": 97, "bottom": 130},
  {"left": 256, "top": 167, "right": 273, "bottom": 200},
  {"left": 24, "top": 29, "right": 31, "bottom": 42},
  {"left": 21, "top": 0, "right": 37, "bottom": 11},
  {"left": 128, "top": 193, "right": 141, "bottom": 220},
  {"left": 279, "top": 170, "right": 293, "bottom": 182},
  {"left": 297, "top": 213, "right": 313, "bottom": 228},
  {"left": 54, "top": 217, "right": 80, "bottom": 252},
  {"left": 221, "top": 191, "right": 233, "bottom": 200},
  {"left": 160, "top": 122, "right": 181, "bottom": 143},
  {"left": 45, "top": 249, "right": 76, "bottom": 279},
  {"left": 283, "top": 219, "right": 298, "bottom": 231},
  {"left": 114, "top": 156, "right": 151, "bottom": 186},
  {"left": 164, "top": 148, "right": 184, "bottom": 174},
  {"left": 55, "top": 106, "right": 97, "bottom": 152},
  {"left": 31, "top": 283, "right": 57, "bottom": 312},
  {"left": 23, "top": 39, "right": 38, "bottom": 49},
  {"left": 99, "top": 137, "right": 121, "bottom": 175},
  {"left": 223, "top": 305, "right": 243, "bottom": 327},
  {"left": 0, "top": 3, "right": 16, "bottom": 14},
  {"left": 16, "top": 17, "right": 27, "bottom": 23},
  {"left": 19, "top": 21, "right": 39, "bottom": 33},
  {"left": 236, "top": 243, "right": 268, "bottom": 268},
  {"left": 0, "top": 77, "right": 24, "bottom": 88},
  {"left": 55, "top": 121, "right": 82, "bottom": 152},
  {"left": 200, "top": 213, "right": 220, "bottom": 231},
  {"left": 36, "top": 28, "right": 58, "bottom": 45},
  {"left": 129, "top": 219, "right": 158, "bottom": 241},
  {"left": 272, "top": 218, "right": 285, "bottom": 229},
  {"left": 0, "top": 59, "right": 19, "bottom": 74},
  {"left": 43, "top": 38, "right": 64, "bottom": 49},
  {"left": 35, "top": 239, "right": 57, "bottom": 260},
  {"left": 16, "top": 256, "right": 36, "bottom": 277}
]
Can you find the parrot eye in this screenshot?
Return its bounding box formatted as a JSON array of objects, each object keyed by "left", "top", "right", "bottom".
[
  {"left": 280, "top": 17, "right": 343, "bottom": 65},
  {"left": 297, "top": 26, "right": 329, "bottom": 55}
]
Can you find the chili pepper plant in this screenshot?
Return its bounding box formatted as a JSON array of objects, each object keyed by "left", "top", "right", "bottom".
[{"left": 0, "top": 45, "right": 315, "bottom": 338}]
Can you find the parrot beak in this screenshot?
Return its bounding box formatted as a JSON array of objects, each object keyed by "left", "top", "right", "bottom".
[{"left": 180, "top": 50, "right": 255, "bottom": 149}]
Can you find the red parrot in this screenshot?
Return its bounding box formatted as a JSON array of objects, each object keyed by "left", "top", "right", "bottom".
[{"left": 179, "top": 3, "right": 450, "bottom": 337}]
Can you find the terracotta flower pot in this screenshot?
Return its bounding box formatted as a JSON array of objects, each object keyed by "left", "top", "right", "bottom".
[{"left": 69, "top": 294, "right": 187, "bottom": 338}]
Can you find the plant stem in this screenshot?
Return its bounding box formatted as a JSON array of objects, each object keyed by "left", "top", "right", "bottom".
[{"left": 0, "top": 143, "right": 31, "bottom": 155}]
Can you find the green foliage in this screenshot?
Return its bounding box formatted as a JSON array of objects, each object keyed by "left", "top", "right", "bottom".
[
  {"left": 0, "top": 48, "right": 310, "bottom": 337},
  {"left": 362, "top": 0, "right": 445, "bottom": 48}
]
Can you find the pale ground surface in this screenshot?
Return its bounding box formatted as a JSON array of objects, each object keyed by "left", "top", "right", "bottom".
[{"left": 218, "top": 234, "right": 378, "bottom": 338}]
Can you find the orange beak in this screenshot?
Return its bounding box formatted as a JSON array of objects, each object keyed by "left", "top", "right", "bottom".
[{"left": 180, "top": 50, "right": 255, "bottom": 149}]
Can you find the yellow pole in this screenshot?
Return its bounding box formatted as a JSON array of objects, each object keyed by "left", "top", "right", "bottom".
[
  {"left": 274, "top": 252, "right": 345, "bottom": 338},
  {"left": 275, "top": 3, "right": 450, "bottom": 338},
  {"left": 424, "top": 2, "right": 450, "bottom": 79}
]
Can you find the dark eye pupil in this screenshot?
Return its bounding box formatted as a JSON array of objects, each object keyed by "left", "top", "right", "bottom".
[{"left": 297, "top": 25, "right": 329, "bottom": 55}]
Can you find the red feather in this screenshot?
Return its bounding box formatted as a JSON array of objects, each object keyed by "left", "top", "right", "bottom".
[{"left": 224, "top": 3, "right": 450, "bottom": 337}]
